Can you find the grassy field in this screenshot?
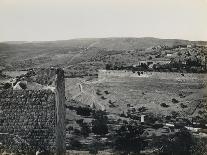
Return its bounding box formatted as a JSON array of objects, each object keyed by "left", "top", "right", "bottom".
[
  {"left": 66, "top": 72, "right": 207, "bottom": 119},
  {"left": 64, "top": 71, "right": 207, "bottom": 153}
]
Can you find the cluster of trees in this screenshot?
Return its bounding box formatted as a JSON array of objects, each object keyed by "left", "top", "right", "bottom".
[
  {"left": 113, "top": 122, "right": 145, "bottom": 154},
  {"left": 92, "top": 110, "right": 108, "bottom": 135},
  {"left": 66, "top": 104, "right": 207, "bottom": 155},
  {"left": 105, "top": 56, "right": 206, "bottom": 73},
  {"left": 105, "top": 63, "right": 149, "bottom": 72},
  {"left": 112, "top": 123, "right": 202, "bottom": 155}
]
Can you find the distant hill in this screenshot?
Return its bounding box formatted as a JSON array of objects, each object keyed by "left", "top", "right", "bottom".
[{"left": 0, "top": 37, "right": 206, "bottom": 72}]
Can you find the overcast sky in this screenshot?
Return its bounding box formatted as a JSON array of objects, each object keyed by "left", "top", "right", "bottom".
[{"left": 0, "top": 0, "right": 207, "bottom": 41}]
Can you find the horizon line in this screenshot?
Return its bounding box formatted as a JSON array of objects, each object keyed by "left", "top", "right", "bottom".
[{"left": 1, "top": 36, "right": 207, "bottom": 43}]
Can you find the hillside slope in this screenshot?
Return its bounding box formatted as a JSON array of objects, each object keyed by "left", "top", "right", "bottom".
[{"left": 0, "top": 37, "right": 205, "bottom": 72}]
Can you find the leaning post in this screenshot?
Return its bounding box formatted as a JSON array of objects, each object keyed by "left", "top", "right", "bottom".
[{"left": 55, "top": 68, "right": 66, "bottom": 155}]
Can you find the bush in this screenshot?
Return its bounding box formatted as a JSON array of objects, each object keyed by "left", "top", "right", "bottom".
[
  {"left": 172, "top": 98, "right": 179, "bottom": 103},
  {"left": 3, "top": 83, "right": 11, "bottom": 89},
  {"left": 76, "top": 106, "right": 92, "bottom": 116},
  {"left": 138, "top": 106, "right": 147, "bottom": 112},
  {"left": 101, "top": 96, "right": 106, "bottom": 100},
  {"left": 149, "top": 128, "right": 194, "bottom": 155},
  {"left": 171, "top": 111, "right": 179, "bottom": 118},
  {"left": 127, "top": 104, "right": 131, "bottom": 107},
  {"left": 96, "top": 91, "right": 102, "bottom": 95},
  {"left": 120, "top": 112, "right": 127, "bottom": 118},
  {"left": 19, "top": 82, "right": 27, "bottom": 89},
  {"left": 160, "top": 103, "right": 170, "bottom": 108},
  {"left": 180, "top": 103, "right": 188, "bottom": 108},
  {"left": 104, "top": 90, "right": 109, "bottom": 94},
  {"left": 109, "top": 101, "right": 116, "bottom": 108},
  {"left": 76, "top": 119, "right": 84, "bottom": 125},
  {"left": 80, "top": 122, "right": 91, "bottom": 137},
  {"left": 69, "top": 138, "right": 82, "bottom": 150},
  {"left": 179, "top": 93, "right": 185, "bottom": 98}
]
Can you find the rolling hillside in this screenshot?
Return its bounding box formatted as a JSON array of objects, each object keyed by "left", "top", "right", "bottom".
[{"left": 0, "top": 37, "right": 205, "bottom": 73}]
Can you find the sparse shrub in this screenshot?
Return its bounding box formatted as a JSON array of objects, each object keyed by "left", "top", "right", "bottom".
[
  {"left": 108, "top": 100, "right": 116, "bottom": 105},
  {"left": 76, "top": 119, "right": 84, "bottom": 125},
  {"left": 19, "top": 82, "right": 27, "bottom": 89},
  {"left": 109, "top": 104, "right": 116, "bottom": 108},
  {"left": 165, "top": 115, "right": 172, "bottom": 121},
  {"left": 179, "top": 93, "right": 185, "bottom": 98},
  {"left": 76, "top": 106, "right": 92, "bottom": 116},
  {"left": 3, "top": 83, "right": 11, "bottom": 89},
  {"left": 137, "top": 71, "right": 141, "bottom": 76},
  {"left": 67, "top": 126, "right": 73, "bottom": 131},
  {"left": 148, "top": 56, "right": 152, "bottom": 60},
  {"left": 131, "top": 108, "right": 136, "bottom": 113},
  {"left": 160, "top": 103, "right": 170, "bottom": 108},
  {"left": 96, "top": 91, "right": 102, "bottom": 95},
  {"left": 120, "top": 112, "right": 127, "bottom": 118},
  {"left": 104, "top": 90, "right": 109, "bottom": 94},
  {"left": 101, "top": 96, "right": 106, "bottom": 100},
  {"left": 127, "top": 104, "right": 131, "bottom": 107},
  {"left": 138, "top": 106, "right": 147, "bottom": 112},
  {"left": 171, "top": 111, "right": 179, "bottom": 118},
  {"left": 109, "top": 100, "right": 116, "bottom": 108},
  {"left": 106, "top": 64, "right": 112, "bottom": 70},
  {"left": 180, "top": 103, "right": 188, "bottom": 108},
  {"left": 172, "top": 98, "right": 179, "bottom": 103}
]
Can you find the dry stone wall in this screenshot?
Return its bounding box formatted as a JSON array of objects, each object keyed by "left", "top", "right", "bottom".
[
  {"left": 98, "top": 69, "right": 207, "bottom": 80},
  {"left": 0, "top": 89, "right": 56, "bottom": 153}
]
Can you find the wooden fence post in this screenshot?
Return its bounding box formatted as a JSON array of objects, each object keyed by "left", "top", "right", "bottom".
[{"left": 55, "top": 68, "right": 66, "bottom": 155}]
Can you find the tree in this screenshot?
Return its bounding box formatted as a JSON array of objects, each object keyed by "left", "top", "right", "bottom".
[
  {"left": 105, "top": 64, "right": 112, "bottom": 70},
  {"left": 113, "top": 123, "right": 144, "bottom": 154},
  {"left": 92, "top": 111, "right": 108, "bottom": 135},
  {"left": 149, "top": 128, "right": 194, "bottom": 155}
]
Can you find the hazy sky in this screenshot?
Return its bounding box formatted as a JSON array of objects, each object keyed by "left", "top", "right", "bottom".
[{"left": 0, "top": 0, "right": 207, "bottom": 41}]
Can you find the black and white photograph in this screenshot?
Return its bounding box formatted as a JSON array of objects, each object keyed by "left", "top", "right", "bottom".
[{"left": 0, "top": 0, "right": 207, "bottom": 154}]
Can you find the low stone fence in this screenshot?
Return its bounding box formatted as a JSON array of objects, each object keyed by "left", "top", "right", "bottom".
[{"left": 98, "top": 69, "right": 207, "bottom": 80}]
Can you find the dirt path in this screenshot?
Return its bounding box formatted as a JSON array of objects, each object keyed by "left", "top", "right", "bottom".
[{"left": 75, "top": 81, "right": 105, "bottom": 111}]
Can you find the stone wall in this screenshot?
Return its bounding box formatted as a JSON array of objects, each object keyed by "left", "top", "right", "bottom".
[
  {"left": 98, "top": 69, "right": 207, "bottom": 80},
  {"left": 0, "top": 89, "right": 56, "bottom": 153}
]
